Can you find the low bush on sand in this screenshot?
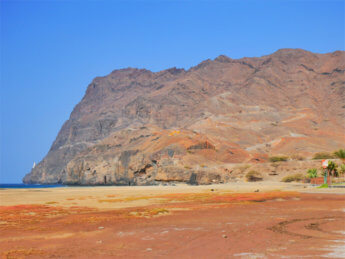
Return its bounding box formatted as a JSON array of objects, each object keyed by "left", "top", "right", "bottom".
[
  {"left": 290, "top": 154, "right": 305, "bottom": 161},
  {"left": 245, "top": 171, "right": 263, "bottom": 182},
  {"left": 339, "top": 164, "right": 345, "bottom": 176},
  {"left": 235, "top": 164, "right": 251, "bottom": 173},
  {"left": 334, "top": 149, "right": 345, "bottom": 160},
  {"left": 281, "top": 173, "right": 304, "bottom": 182},
  {"left": 312, "top": 152, "right": 335, "bottom": 160},
  {"left": 269, "top": 156, "right": 288, "bottom": 162}
]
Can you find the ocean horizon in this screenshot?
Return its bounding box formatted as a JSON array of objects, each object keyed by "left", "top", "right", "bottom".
[{"left": 0, "top": 183, "right": 66, "bottom": 189}]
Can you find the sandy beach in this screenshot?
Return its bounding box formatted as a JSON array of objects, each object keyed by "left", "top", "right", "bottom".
[
  {"left": 1, "top": 183, "right": 344, "bottom": 258},
  {"left": 2, "top": 182, "right": 344, "bottom": 209}
]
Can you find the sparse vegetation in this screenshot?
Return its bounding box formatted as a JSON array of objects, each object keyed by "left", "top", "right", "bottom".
[
  {"left": 312, "top": 152, "right": 335, "bottom": 160},
  {"left": 334, "top": 149, "right": 345, "bottom": 160},
  {"left": 245, "top": 171, "right": 263, "bottom": 182},
  {"left": 236, "top": 164, "right": 251, "bottom": 173},
  {"left": 281, "top": 173, "right": 304, "bottom": 182},
  {"left": 3, "top": 248, "right": 45, "bottom": 258},
  {"left": 331, "top": 181, "right": 345, "bottom": 185},
  {"left": 318, "top": 183, "right": 329, "bottom": 188},
  {"left": 290, "top": 154, "right": 305, "bottom": 161},
  {"left": 269, "top": 156, "right": 288, "bottom": 162},
  {"left": 339, "top": 164, "right": 345, "bottom": 176},
  {"left": 45, "top": 201, "right": 58, "bottom": 205},
  {"left": 128, "top": 208, "right": 169, "bottom": 218},
  {"left": 270, "top": 163, "right": 280, "bottom": 168},
  {"left": 307, "top": 168, "right": 318, "bottom": 178}
]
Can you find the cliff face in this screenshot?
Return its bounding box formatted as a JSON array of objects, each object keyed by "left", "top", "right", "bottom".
[{"left": 23, "top": 49, "right": 345, "bottom": 185}]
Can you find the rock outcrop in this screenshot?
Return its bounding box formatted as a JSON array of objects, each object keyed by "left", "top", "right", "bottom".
[{"left": 23, "top": 49, "right": 345, "bottom": 185}]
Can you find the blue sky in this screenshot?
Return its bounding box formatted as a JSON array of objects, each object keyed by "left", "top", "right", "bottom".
[{"left": 1, "top": 0, "right": 344, "bottom": 183}]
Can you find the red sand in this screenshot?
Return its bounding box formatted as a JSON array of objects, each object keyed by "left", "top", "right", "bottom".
[{"left": 1, "top": 192, "right": 344, "bottom": 258}]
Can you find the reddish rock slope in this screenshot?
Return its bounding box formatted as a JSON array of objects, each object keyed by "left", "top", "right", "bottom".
[{"left": 23, "top": 49, "right": 345, "bottom": 185}]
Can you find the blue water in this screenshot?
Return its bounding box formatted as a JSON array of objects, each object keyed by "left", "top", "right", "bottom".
[{"left": 0, "top": 184, "right": 66, "bottom": 189}]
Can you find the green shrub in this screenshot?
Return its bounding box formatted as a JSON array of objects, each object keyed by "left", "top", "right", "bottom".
[
  {"left": 281, "top": 173, "right": 304, "bottom": 182},
  {"left": 307, "top": 168, "right": 318, "bottom": 178},
  {"left": 318, "top": 183, "right": 328, "bottom": 188},
  {"left": 334, "top": 149, "right": 345, "bottom": 159},
  {"left": 269, "top": 156, "right": 288, "bottom": 162},
  {"left": 245, "top": 170, "right": 263, "bottom": 182},
  {"left": 312, "top": 152, "right": 335, "bottom": 160}
]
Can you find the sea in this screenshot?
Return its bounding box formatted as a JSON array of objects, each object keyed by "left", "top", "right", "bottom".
[{"left": 0, "top": 184, "right": 66, "bottom": 189}]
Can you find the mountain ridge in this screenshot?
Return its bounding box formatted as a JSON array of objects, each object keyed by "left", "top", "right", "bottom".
[{"left": 23, "top": 48, "right": 345, "bottom": 185}]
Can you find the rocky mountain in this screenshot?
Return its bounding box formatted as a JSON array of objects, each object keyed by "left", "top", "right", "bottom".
[{"left": 23, "top": 49, "right": 345, "bottom": 185}]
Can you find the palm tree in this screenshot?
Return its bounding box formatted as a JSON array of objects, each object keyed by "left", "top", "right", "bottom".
[
  {"left": 327, "top": 161, "right": 338, "bottom": 177},
  {"left": 307, "top": 168, "right": 318, "bottom": 178}
]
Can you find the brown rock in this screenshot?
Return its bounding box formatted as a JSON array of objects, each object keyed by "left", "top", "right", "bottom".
[{"left": 23, "top": 49, "right": 345, "bottom": 185}]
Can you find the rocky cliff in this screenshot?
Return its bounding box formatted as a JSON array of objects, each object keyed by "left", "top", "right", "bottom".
[{"left": 23, "top": 49, "right": 345, "bottom": 185}]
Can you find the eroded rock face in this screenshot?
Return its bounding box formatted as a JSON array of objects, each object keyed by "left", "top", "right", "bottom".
[{"left": 23, "top": 49, "right": 345, "bottom": 185}]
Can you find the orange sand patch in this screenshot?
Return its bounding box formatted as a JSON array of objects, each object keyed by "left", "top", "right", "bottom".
[
  {"left": 0, "top": 192, "right": 297, "bottom": 232},
  {"left": 0, "top": 204, "right": 94, "bottom": 231},
  {"left": 157, "top": 191, "right": 298, "bottom": 203},
  {"left": 0, "top": 192, "right": 344, "bottom": 258}
]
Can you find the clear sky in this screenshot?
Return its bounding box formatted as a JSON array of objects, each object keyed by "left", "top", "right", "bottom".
[{"left": 1, "top": 0, "right": 344, "bottom": 183}]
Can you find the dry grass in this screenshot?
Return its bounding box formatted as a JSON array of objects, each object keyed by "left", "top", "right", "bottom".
[
  {"left": 129, "top": 208, "right": 170, "bottom": 218},
  {"left": 98, "top": 196, "right": 153, "bottom": 203},
  {"left": 156, "top": 191, "right": 299, "bottom": 206},
  {"left": 312, "top": 152, "right": 335, "bottom": 160},
  {"left": 290, "top": 154, "right": 305, "bottom": 161},
  {"left": 281, "top": 173, "right": 304, "bottom": 182},
  {"left": 2, "top": 248, "right": 45, "bottom": 259},
  {"left": 98, "top": 198, "right": 122, "bottom": 203},
  {"left": 269, "top": 156, "right": 288, "bottom": 162},
  {"left": 45, "top": 201, "right": 59, "bottom": 205},
  {"left": 235, "top": 164, "right": 251, "bottom": 173},
  {"left": 245, "top": 171, "right": 263, "bottom": 182},
  {"left": 0, "top": 204, "right": 94, "bottom": 231}
]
